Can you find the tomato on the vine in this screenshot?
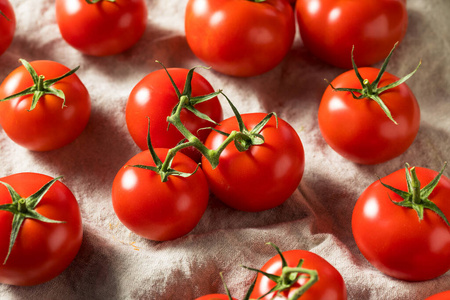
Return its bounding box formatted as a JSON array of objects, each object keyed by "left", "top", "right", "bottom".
[
  {"left": 111, "top": 148, "right": 209, "bottom": 241},
  {"left": 352, "top": 163, "right": 450, "bottom": 281},
  {"left": 425, "top": 291, "right": 450, "bottom": 300},
  {"left": 318, "top": 46, "right": 420, "bottom": 164},
  {"left": 201, "top": 113, "right": 304, "bottom": 212},
  {"left": 126, "top": 67, "right": 223, "bottom": 162},
  {"left": 0, "top": 0, "right": 15, "bottom": 56},
  {"left": 0, "top": 173, "right": 83, "bottom": 286},
  {"left": 245, "top": 243, "right": 347, "bottom": 299},
  {"left": 55, "top": 0, "right": 147, "bottom": 56},
  {"left": 0, "top": 59, "right": 91, "bottom": 151},
  {"left": 185, "top": 0, "right": 295, "bottom": 77},
  {"left": 295, "top": 0, "right": 408, "bottom": 68},
  {"left": 196, "top": 295, "right": 236, "bottom": 300}
]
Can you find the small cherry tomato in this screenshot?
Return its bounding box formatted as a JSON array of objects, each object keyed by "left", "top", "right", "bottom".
[
  {"left": 55, "top": 0, "right": 147, "bottom": 56},
  {"left": 0, "top": 173, "right": 83, "bottom": 286},
  {"left": 185, "top": 0, "right": 295, "bottom": 77},
  {"left": 0, "top": 0, "right": 15, "bottom": 56},
  {"left": 425, "top": 291, "right": 450, "bottom": 300}
]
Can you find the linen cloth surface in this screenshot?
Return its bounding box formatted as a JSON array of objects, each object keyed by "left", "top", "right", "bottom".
[{"left": 0, "top": 0, "right": 449, "bottom": 299}]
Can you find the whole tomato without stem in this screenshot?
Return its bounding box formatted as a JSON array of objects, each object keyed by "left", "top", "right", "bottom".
[
  {"left": 55, "top": 0, "right": 147, "bottom": 56},
  {"left": 425, "top": 291, "right": 450, "bottom": 300},
  {"left": 244, "top": 243, "right": 347, "bottom": 300},
  {"left": 295, "top": 0, "right": 408, "bottom": 69},
  {"left": 201, "top": 112, "right": 305, "bottom": 212},
  {"left": 0, "top": 0, "right": 15, "bottom": 56},
  {"left": 352, "top": 163, "right": 450, "bottom": 281},
  {"left": 111, "top": 147, "right": 209, "bottom": 241},
  {"left": 0, "top": 59, "right": 91, "bottom": 151},
  {"left": 0, "top": 173, "right": 83, "bottom": 286},
  {"left": 185, "top": 0, "right": 295, "bottom": 77},
  {"left": 318, "top": 45, "right": 420, "bottom": 164},
  {"left": 126, "top": 66, "right": 223, "bottom": 162}
]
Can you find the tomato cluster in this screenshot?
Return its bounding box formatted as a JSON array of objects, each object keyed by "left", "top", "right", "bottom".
[{"left": 0, "top": 0, "right": 448, "bottom": 299}]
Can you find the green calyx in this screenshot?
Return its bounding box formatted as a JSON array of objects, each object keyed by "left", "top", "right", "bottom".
[
  {"left": 0, "top": 177, "right": 65, "bottom": 264},
  {"left": 242, "top": 243, "right": 319, "bottom": 300},
  {"left": 218, "top": 271, "right": 257, "bottom": 300},
  {"left": 327, "top": 42, "right": 421, "bottom": 124},
  {"left": 85, "top": 0, "right": 115, "bottom": 4},
  {"left": 0, "top": 59, "right": 80, "bottom": 111},
  {"left": 0, "top": 10, "right": 11, "bottom": 21},
  {"left": 380, "top": 162, "right": 449, "bottom": 226}
]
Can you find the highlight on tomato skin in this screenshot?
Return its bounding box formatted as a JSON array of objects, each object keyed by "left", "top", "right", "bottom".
[
  {"left": 0, "top": 0, "right": 16, "bottom": 56},
  {"left": 0, "top": 173, "right": 83, "bottom": 286}
]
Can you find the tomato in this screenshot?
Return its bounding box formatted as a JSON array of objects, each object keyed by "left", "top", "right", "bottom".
[
  {"left": 55, "top": 0, "right": 147, "bottom": 56},
  {"left": 0, "top": 173, "right": 83, "bottom": 286},
  {"left": 185, "top": 0, "right": 295, "bottom": 77},
  {"left": 425, "top": 291, "right": 450, "bottom": 300},
  {"left": 249, "top": 248, "right": 347, "bottom": 299},
  {"left": 201, "top": 113, "right": 304, "bottom": 212},
  {"left": 126, "top": 67, "right": 223, "bottom": 162},
  {"left": 0, "top": 60, "right": 91, "bottom": 151},
  {"left": 352, "top": 165, "right": 450, "bottom": 281},
  {"left": 111, "top": 148, "right": 209, "bottom": 241},
  {"left": 295, "top": 0, "right": 408, "bottom": 69},
  {"left": 195, "top": 294, "right": 236, "bottom": 300},
  {"left": 318, "top": 67, "right": 420, "bottom": 165},
  {"left": 0, "top": 0, "right": 15, "bottom": 56}
]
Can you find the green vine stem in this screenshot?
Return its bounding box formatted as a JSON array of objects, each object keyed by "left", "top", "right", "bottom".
[
  {"left": 131, "top": 62, "right": 277, "bottom": 182},
  {"left": 85, "top": 0, "right": 116, "bottom": 4},
  {"left": 0, "top": 10, "right": 10, "bottom": 21}
]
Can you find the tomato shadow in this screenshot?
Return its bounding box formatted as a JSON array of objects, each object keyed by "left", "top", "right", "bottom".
[{"left": 5, "top": 226, "right": 121, "bottom": 299}]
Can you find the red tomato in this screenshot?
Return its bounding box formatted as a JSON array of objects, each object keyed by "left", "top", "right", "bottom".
[
  {"left": 0, "top": 60, "right": 91, "bottom": 151},
  {"left": 185, "top": 0, "right": 295, "bottom": 77},
  {"left": 0, "top": 0, "right": 15, "bottom": 56},
  {"left": 318, "top": 67, "right": 420, "bottom": 165},
  {"left": 352, "top": 166, "right": 450, "bottom": 281},
  {"left": 295, "top": 0, "right": 408, "bottom": 68},
  {"left": 111, "top": 148, "right": 209, "bottom": 241},
  {"left": 250, "top": 249, "right": 347, "bottom": 299},
  {"left": 0, "top": 173, "right": 83, "bottom": 286},
  {"left": 425, "top": 291, "right": 450, "bottom": 300},
  {"left": 196, "top": 294, "right": 236, "bottom": 300},
  {"left": 201, "top": 113, "right": 304, "bottom": 212},
  {"left": 126, "top": 68, "right": 223, "bottom": 162},
  {"left": 55, "top": 0, "right": 147, "bottom": 56}
]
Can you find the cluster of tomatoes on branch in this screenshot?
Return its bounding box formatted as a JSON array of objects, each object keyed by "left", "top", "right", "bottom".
[{"left": 0, "top": 0, "right": 449, "bottom": 299}]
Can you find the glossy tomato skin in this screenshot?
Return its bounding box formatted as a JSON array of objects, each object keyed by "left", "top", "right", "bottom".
[
  {"left": 352, "top": 167, "right": 450, "bottom": 281},
  {"left": 425, "top": 291, "right": 450, "bottom": 300},
  {"left": 0, "top": 60, "right": 91, "bottom": 151},
  {"left": 318, "top": 67, "right": 420, "bottom": 165},
  {"left": 112, "top": 148, "right": 209, "bottom": 241},
  {"left": 126, "top": 68, "right": 223, "bottom": 162},
  {"left": 251, "top": 250, "right": 347, "bottom": 300},
  {"left": 55, "top": 0, "right": 147, "bottom": 56},
  {"left": 0, "top": 0, "right": 15, "bottom": 56},
  {"left": 202, "top": 113, "right": 305, "bottom": 212},
  {"left": 185, "top": 0, "right": 295, "bottom": 77},
  {"left": 295, "top": 0, "right": 408, "bottom": 69},
  {"left": 195, "top": 294, "right": 237, "bottom": 300},
  {"left": 0, "top": 173, "right": 83, "bottom": 286}
]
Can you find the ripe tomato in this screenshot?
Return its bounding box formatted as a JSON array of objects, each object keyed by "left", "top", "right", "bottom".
[
  {"left": 201, "top": 113, "right": 304, "bottom": 212},
  {"left": 0, "top": 60, "right": 91, "bottom": 151},
  {"left": 111, "top": 148, "right": 209, "bottom": 241},
  {"left": 352, "top": 165, "right": 450, "bottom": 281},
  {"left": 250, "top": 248, "right": 347, "bottom": 299},
  {"left": 0, "top": 173, "right": 83, "bottom": 286},
  {"left": 0, "top": 0, "right": 15, "bottom": 56},
  {"left": 126, "top": 67, "right": 223, "bottom": 162},
  {"left": 425, "top": 291, "right": 450, "bottom": 300},
  {"left": 318, "top": 67, "right": 420, "bottom": 165},
  {"left": 295, "top": 0, "right": 408, "bottom": 68},
  {"left": 55, "top": 0, "right": 147, "bottom": 56},
  {"left": 185, "top": 0, "right": 295, "bottom": 77}
]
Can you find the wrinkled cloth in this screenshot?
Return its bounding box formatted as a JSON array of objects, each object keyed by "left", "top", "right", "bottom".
[{"left": 0, "top": 0, "right": 449, "bottom": 299}]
